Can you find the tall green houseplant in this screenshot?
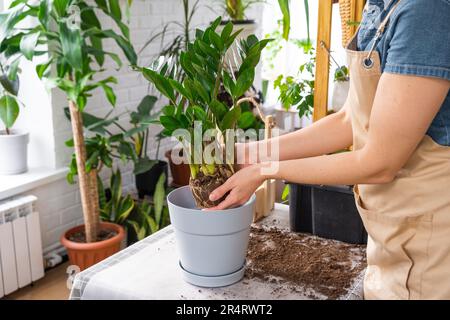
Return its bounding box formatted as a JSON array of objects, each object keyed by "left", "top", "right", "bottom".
[
  {"left": 8, "top": 0, "right": 137, "bottom": 242},
  {"left": 142, "top": 17, "right": 269, "bottom": 208}
]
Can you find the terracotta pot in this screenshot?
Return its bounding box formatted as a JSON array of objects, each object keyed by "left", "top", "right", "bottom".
[
  {"left": 165, "top": 149, "right": 191, "bottom": 187},
  {"left": 60, "top": 222, "right": 125, "bottom": 271}
]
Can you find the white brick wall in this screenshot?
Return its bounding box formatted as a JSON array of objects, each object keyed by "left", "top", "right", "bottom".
[{"left": 13, "top": 0, "right": 263, "bottom": 253}]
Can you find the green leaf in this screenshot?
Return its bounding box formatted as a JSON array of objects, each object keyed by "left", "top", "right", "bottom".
[
  {"left": 209, "top": 16, "right": 222, "bottom": 31},
  {"left": 92, "top": 29, "right": 137, "bottom": 65},
  {"left": 137, "top": 95, "right": 157, "bottom": 116},
  {"left": 238, "top": 111, "right": 255, "bottom": 129},
  {"left": 133, "top": 157, "right": 157, "bottom": 175},
  {"left": 142, "top": 68, "right": 175, "bottom": 103},
  {"left": 220, "top": 21, "right": 233, "bottom": 42},
  {"left": 108, "top": 0, "right": 122, "bottom": 20},
  {"left": 53, "top": 0, "right": 69, "bottom": 17},
  {"left": 278, "top": 0, "right": 290, "bottom": 40},
  {"left": 159, "top": 115, "right": 180, "bottom": 132},
  {"left": 116, "top": 196, "right": 134, "bottom": 224},
  {"left": 38, "top": 0, "right": 51, "bottom": 29},
  {"left": 233, "top": 69, "right": 255, "bottom": 98},
  {"left": 94, "top": 0, "right": 108, "bottom": 11},
  {"left": 162, "top": 105, "right": 175, "bottom": 117},
  {"left": 196, "top": 39, "right": 219, "bottom": 61},
  {"left": 35, "top": 58, "right": 52, "bottom": 79},
  {"left": 99, "top": 83, "right": 116, "bottom": 106},
  {"left": 169, "top": 79, "right": 190, "bottom": 100},
  {"left": 222, "top": 71, "right": 235, "bottom": 97},
  {"left": 220, "top": 106, "right": 241, "bottom": 130},
  {"left": 192, "top": 106, "right": 207, "bottom": 121},
  {"left": 146, "top": 215, "right": 158, "bottom": 234},
  {"left": 209, "top": 100, "right": 227, "bottom": 121},
  {"left": 19, "top": 31, "right": 40, "bottom": 60},
  {"left": 0, "top": 74, "right": 19, "bottom": 96},
  {"left": 153, "top": 173, "right": 166, "bottom": 225},
  {"left": 209, "top": 31, "right": 224, "bottom": 51},
  {"left": 0, "top": 95, "right": 20, "bottom": 129},
  {"left": 59, "top": 21, "right": 83, "bottom": 71},
  {"left": 281, "top": 185, "right": 290, "bottom": 201}
]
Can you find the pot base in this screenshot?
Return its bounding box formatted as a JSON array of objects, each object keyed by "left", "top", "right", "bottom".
[{"left": 179, "top": 261, "right": 245, "bottom": 288}]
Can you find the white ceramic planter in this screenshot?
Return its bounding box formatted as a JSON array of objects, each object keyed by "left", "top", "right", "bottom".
[
  {"left": 167, "top": 186, "right": 256, "bottom": 287},
  {"left": 332, "top": 80, "right": 350, "bottom": 112},
  {"left": 0, "top": 130, "right": 29, "bottom": 175}
]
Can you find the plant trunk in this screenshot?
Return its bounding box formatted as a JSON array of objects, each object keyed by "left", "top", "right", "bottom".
[
  {"left": 69, "top": 100, "right": 98, "bottom": 242},
  {"left": 189, "top": 165, "right": 233, "bottom": 208}
]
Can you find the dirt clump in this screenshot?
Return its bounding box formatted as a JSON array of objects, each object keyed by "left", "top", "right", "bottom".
[{"left": 246, "top": 226, "right": 366, "bottom": 299}]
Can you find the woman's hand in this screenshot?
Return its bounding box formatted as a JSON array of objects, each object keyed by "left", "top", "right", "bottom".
[{"left": 206, "top": 164, "right": 265, "bottom": 210}]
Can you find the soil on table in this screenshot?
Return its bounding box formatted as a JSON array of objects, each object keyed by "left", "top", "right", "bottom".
[
  {"left": 246, "top": 226, "right": 367, "bottom": 299},
  {"left": 189, "top": 165, "right": 233, "bottom": 208},
  {"left": 68, "top": 228, "right": 117, "bottom": 243}
]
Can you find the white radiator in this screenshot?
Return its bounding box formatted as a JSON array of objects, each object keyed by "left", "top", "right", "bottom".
[{"left": 0, "top": 195, "right": 45, "bottom": 297}]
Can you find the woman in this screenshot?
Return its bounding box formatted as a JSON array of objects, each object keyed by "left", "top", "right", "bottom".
[{"left": 208, "top": 0, "right": 450, "bottom": 299}]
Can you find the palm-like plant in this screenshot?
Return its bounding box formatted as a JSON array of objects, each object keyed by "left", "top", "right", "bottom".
[
  {"left": 141, "top": 17, "right": 270, "bottom": 208},
  {"left": 5, "top": 0, "right": 137, "bottom": 242}
]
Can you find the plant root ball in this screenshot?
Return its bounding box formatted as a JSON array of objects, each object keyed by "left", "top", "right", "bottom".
[{"left": 189, "top": 165, "right": 233, "bottom": 208}]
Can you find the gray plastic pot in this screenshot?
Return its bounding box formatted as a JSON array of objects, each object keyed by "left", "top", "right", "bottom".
[
  {"left": 0, "top": 130, "right": 29, "bottom": 175},
  {"left": 167, "top": 186, "right": 255, "bottom": 286}
]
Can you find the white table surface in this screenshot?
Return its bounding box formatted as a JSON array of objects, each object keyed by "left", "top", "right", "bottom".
[{"left": 69, "top": 203, "right": 364, "bottom": 300}]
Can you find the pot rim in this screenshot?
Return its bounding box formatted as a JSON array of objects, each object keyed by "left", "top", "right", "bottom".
[
  {"left": 220, "top": 19, "right": 256, "bottom": 25},
  {"left": 167, "top": 185, "right": 256, "bottom": 214},
  {"left": 0, "top": 129, "right": 29, "bottom": 137},
  {"left": 60, "top": 222, "right": 125, "bottom": 250}
]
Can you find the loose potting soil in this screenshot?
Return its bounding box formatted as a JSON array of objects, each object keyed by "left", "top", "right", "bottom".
[
  {"left": 246, "top": 226, "right": 366, "bottom": 300},
  {"left": 68, "top": 229, "right": 117, "bottom": 243}
]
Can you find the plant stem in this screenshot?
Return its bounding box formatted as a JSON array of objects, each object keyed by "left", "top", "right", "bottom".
[
  {"left": 183, "top": 0, "right": 190, "bottom": 50},
  {"left": 5, "top": 127, "right": 10, "bottom": 135},
  {"left": 68, "top": 74, "right": 98, "bottom": 243}
]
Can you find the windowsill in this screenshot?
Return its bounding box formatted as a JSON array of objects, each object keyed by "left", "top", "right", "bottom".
[{"left": 0, "top": 167, "right": 68, "bottom": 200}]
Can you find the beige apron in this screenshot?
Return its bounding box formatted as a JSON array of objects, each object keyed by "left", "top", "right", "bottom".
[{"left": 345, "top": 1, "right": 450, "bottom": 299}]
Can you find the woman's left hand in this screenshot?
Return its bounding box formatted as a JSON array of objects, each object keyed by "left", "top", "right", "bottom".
[{"left": 206, "top": 164, "right": 265, "bottom": 210}]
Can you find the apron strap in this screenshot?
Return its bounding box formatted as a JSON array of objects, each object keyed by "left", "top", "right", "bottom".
[{"left": 363, "top": 0, "right": 402, "bottom": 69}]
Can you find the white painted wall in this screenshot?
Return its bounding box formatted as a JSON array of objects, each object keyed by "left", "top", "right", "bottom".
[{"left": 5, "top": 0, "right": 263, "bottom": 253}]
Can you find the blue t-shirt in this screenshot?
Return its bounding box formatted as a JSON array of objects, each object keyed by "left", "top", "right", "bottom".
[{"left": 357, "top": 0, "right": 450, "bottom": 146}]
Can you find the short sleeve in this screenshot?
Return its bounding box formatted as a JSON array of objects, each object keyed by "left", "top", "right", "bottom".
[{"left": 384, "top": 0, "right": 450, "bottom": 80}]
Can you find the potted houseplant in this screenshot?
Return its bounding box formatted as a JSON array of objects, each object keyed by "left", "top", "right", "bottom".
[
  {"left": 130, "top": 95, "right": 168, "bottom": 197},
  {"left": 0, "top": 5, "right": 30, "bottom": 175},
  {"left": 273, "top": 43, "right": 315, "bottom": 130},
  {"left": 9, "top": 0, "right": 137, "bottom": 269},
  {"left": 0, "top": 66, "right": 28, "bottom": 175},
  {"left": 98, "top": 168, "right": 134, "bottom": 247},
  {"left": 216, "top": 0, "right": 264, "bottom": 33},
  {"left": 127, "top": 172, "right": 170, "bottom": 245},
  {"left": 331, "top": 65, "right": 349, "bottom": 112},
  {"left": 141, "top": 17, "right": 269, "bottom": 287}
]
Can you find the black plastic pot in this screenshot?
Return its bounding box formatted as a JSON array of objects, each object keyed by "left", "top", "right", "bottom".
[
  {"left": 288, "top": 183, "right": 367, "bottom": 244},
  {"left": 135, "top": 160, "right": 168, "bottom": 199},
  {"left": 288, "top": 183, "right": 313, "bottom": 233}
]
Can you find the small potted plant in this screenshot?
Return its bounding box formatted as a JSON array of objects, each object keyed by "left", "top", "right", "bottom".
[
  {"left": 0, "top": 69, "right": 28, "bottom": 175},
  {"left": 273, "top": 43, "right": 315, "bottom": 130},
  {"left": 141, "top": 17, "right": 269, "bottom": 287},
  {"left": 331, "top": 65, "right": 350, "bottom": 112},
  {"left": 9, "top": 0, "right": 137, "bottom": 269},
  {"left": 0, "top": 6, "right": 29, "bottom": 175}
]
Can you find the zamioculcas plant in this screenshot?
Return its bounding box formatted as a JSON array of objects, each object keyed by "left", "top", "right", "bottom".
[
  {"left": 8, "top": 0, "right": 137, "bottom": 242},
  {"left": 141, "top": 17, "right": 270, "bottom": 208}
]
